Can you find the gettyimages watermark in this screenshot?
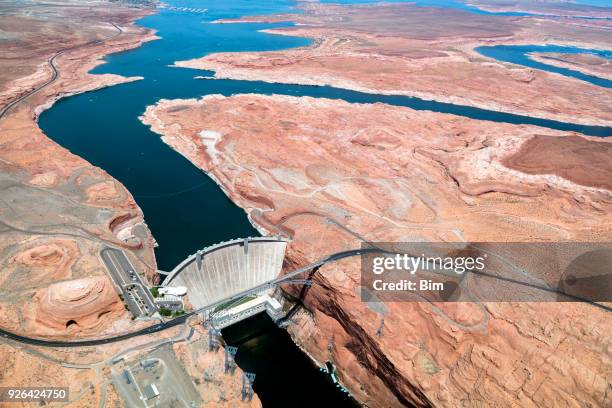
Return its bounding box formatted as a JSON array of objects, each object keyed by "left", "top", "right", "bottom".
[{"left": 360, "top": 242, "right": 612, "bottom": 303}]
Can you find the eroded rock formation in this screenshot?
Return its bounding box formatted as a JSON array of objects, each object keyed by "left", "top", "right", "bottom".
[
  {"left": 32, "top": 276, "right": 124, "bottom": 336},
  {"left": 141, "top": 93, "right": 612, "bottom": 407},
  {"left": 176, "top": 2, "right": 612, "bottom": 126}
]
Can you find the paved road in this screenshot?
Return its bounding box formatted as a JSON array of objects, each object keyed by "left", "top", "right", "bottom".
[
  {"left": 0, "top": 315, "right": 190, "bottom": 347},
  {"left": 101, "top": 247, "right": 157, "bottom": 317},
  {"left": 101, "top": 248, "right": 142, "bottom": 316},
  {"left": 1, "top": 245, "right": 610, "bottom": 348},
  {"left": 0, "top": 22, "right": 122, "bottom": 121},
  {"left": 0, "top": 248, "right": 379, "bottom": 347}
]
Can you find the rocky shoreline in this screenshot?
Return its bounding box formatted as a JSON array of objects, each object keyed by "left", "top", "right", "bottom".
[
  {"left": 139, "top": 92, "right": 611, "bottom": 407},
  {"left": 528, "top": 51, "right": 612, "bottom": 81},
  {"left": 174, "top": 2, "right": 612, "bottom": 127}
]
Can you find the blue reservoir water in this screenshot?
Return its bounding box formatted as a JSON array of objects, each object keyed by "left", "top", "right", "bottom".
[
  {"left": 36, "top": 0, "right": 611, "bottom": 405},
  {"left": 38, "top": 1, "right": 612, "bottom": 271},
  {"left": 477, "top": 44, "right": 612, "bottom": 88},
  {"left": 42, "top": 6, "right": 312, "bottom": 271},
  {"left": 572, "top": 0, "right": 612, "bottom": 6},
  {"left": 38, "top": 2, "right": 360, "bottom": 406}
]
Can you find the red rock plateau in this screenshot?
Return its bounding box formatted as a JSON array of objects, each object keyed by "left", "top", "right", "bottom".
[
  {"left": 30, "top": 276, "right": 124, "bottom": 336},
  {"left": 0, "top": 3, "right": 261, "bottom": 406},
  {"left": 176, "top": 1, "right": 612, "bottom": 126},
  {"left": 503, "top": 134, "right": 612, "bottom": 191},
  {"left": 0, "top": 320, "right": 257, "bottom": 408},
  {"left": 467, "top": 0, "right": 612, "bottom": 18},
  {"left": 0, "top": 0, "right": 157, "bottom": 339},
  {"left": 529, "top": 51, "right": 612, "bottom": 80},
  {"left": 0, "top": 1, "right": 159, "bottom": 405},
  {"left": 141, "top": 93, "right": 612, "bottom": 407}
]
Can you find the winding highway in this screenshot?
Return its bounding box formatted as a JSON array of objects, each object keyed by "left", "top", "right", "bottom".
[
  {"left": 0, "top": 19, "right": 609, "bottom": 346},
  {"left": 2, "top": 244, "right": 608, "bottom": 348},
  {"left": 0, "top": 22, "right": 123, "bottom": 121},
  {"left": 0, "top": 248, "right": 381, "bottom": 347},
  {"left": 0, "top": 314, "right": 189, "bottom": 347}
]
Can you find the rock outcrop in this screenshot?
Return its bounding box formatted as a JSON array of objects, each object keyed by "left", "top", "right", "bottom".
[
  {"left": 141, "top": 93, "right": 612, "bottom": 407},
  {"left": 176, "top": 2, "right": 612, "bottom": 126},
  {"left": 32, "top": 276, "right": 124, "bottom": 335}
]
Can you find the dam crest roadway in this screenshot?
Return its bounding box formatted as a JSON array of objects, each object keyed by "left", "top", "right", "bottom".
[
  {"left": 0, "top": 236, "right": 378, "bottom": 347},
  {"left": 2, "top": 235, "right": 610, "bottom": 347},
  {"left": 162, "top": 237, "right": 289, "bottom": 329}
]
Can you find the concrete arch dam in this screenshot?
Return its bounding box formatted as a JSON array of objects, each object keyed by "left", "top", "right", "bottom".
[{"left": 162, "top": 237, "right": 289, "bottom": 328}]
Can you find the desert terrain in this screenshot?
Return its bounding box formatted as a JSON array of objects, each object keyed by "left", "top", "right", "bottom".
[
  {"left": 0, "top": 1, "right": 260, "bottom": 406},
  {"left": 0, "top": 0, "right": 159, "bottom": 404},
  {"left": 0, "top": 320, "right": 257, "bottom": 407},
  {"left": 1, "top": 0, "right": 610, "bottom": 406},
  {"left": 467, "top": 0, "right": 612, "bottom": 18},
  {"left": 142, "top": 1, "right": 612, "bottom": 404},
  {"left": 529, "top": 51, "right": 612, "bottom": 80},
  {"left": 141, "top": 92, "right": 611, "bottom": 407},
  {"left": 0, "top": 0, "right": 158, "bottom": 337},
  {"left": 176, "top": 1, "right": 612, "bottom": 126}
]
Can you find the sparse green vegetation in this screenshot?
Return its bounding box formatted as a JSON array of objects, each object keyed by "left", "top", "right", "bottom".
[
  {"left": 158, "top": 308, "right": 185, "bottom": 318},
  {"left": 213, "top": 295, "right": 256, "bottom": 312},
  {"left": 150, "top": 287, "right": 159, "bottom": 298},
  {"left": 158, "top": 307, "right": 172, "bottom": 317}
]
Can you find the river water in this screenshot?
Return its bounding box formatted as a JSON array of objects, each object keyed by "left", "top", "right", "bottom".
[
  {"left": 477, "top": 44, "right": 612, "bottom": 88},
  {"left": 37, "top": 0, "right": 611, "bottom": 406}
]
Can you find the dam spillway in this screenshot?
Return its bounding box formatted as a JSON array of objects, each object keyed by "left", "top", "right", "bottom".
[{"left": 162, "top": 237, "right": 288, "bottom": 310}]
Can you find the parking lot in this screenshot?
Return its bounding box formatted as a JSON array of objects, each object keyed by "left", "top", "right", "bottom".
[
  {"left": 101, "top": 247, "right": 157, "bottom": 318},
  {"left": 112, "top": 344, "right": 201, "bottom": 407}
]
